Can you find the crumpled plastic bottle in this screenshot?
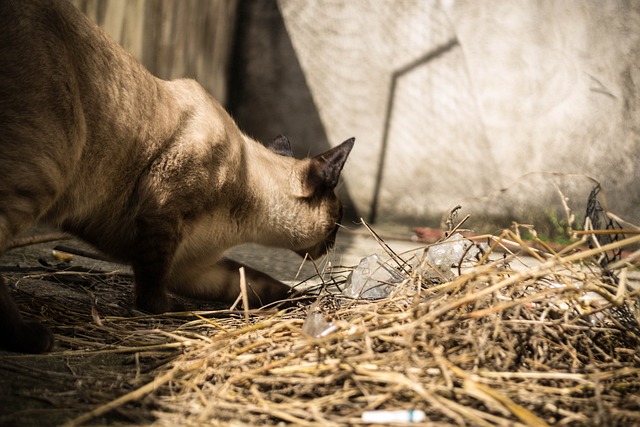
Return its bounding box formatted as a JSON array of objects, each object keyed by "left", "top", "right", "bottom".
[
  {"left": 342, "top": 254, "right": 404, "bottom": 299},
  {"left": 415, "top": 233, "right": 484, "bottom": 280},
  {"left": 302, "top": 310, "right": 336, "bottom": 337}
]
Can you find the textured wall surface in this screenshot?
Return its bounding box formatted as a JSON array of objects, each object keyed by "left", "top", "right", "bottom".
[
  {"left": 278, "top": 1, "right": 493, "bottom": 225},
  {"left": 444, "top": 0, "right": 640, "bottom": 228},
  {"left": 277, "top": 0, "right": 640, "bottom": 229}
]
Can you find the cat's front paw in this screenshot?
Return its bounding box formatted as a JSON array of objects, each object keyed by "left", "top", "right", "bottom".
[
  {"left": 21, "top": 321, "right": 54, "bottom": 353},
  {"left": 135, "top": 295, "right": 185, "bottom": 314},
  {"left": 0, "top": 321, "right": 55, "bottom": 353}
]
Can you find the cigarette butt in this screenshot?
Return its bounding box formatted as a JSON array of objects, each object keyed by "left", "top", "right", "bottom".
[
  {"left": 362, "top": 409, "right": 426, "bottom": 423},
  {"left": 52, "top": 249, "right": 74, "bottom": 262}
]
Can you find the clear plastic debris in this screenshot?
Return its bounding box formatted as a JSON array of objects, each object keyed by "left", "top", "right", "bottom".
[
  {"left": 414, "top": 233, "right": 486, "bottom": 280},
  {"left": 302, "top": 308, "right": 336, "bottom": 338},
  {"left": 342, "top": 254, "right": 403, "bottom": 299}
]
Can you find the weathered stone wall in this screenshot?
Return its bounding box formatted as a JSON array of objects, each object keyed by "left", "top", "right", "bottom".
[
  {"left": 273, "top": 0, "right": 640, "bottom": 230},
  {"left": 445, "top": 1, "right": 640, "bottom": 229}
]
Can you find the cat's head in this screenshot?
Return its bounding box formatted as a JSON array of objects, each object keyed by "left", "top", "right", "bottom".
[{"left": 264, "top": 135, "right": 355, "bottom": 259}]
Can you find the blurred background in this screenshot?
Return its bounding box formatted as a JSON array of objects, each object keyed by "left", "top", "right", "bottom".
[{"left": 71, "top": 0, "right": 640, "bottom": 237}]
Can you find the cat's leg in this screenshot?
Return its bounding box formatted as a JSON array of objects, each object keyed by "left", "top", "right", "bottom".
[
  {"left": 217, "top": 258, "right": 293, "bottom": 307},
  {"left": 0, "top": 189, "right": 59, "bottom": 353},
  {"left": 0, "top": 218, "right": 56, "bottom": 353},
  {"left": 0, "top": 275, "right": 54, "bottom": 353},
  {"left": 130, "top": 217, "right": 182, "bottom": 314},
  {"left": 168, "top": 258, "right": 292, "bottom": 308}
]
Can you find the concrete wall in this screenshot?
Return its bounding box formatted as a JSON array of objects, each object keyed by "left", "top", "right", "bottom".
[
  {"left": 275, "top": 0, "right": 640, "bottom": 231},
  {"left": 227, "top": 0, "right": 359, "bottom": 216},
  {"left": 445, "top": 0, "right": 640, "bottom": 230},
  {"left": 75, "top": 0, "right": 640, "bottom": 232}
]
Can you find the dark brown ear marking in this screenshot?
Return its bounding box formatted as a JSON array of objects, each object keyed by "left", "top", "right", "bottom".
[
  {"left": 266, "top": 134, "right": 294, "bottom": 157},
  {"left": 312, "top": 137, "right": 355, "bottom": 189}
]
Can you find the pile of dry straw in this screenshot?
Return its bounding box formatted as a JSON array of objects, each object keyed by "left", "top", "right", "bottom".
[
  {"left": 50, "top": 217, "right": 638, "bottom": 426},
  {"left": 4, "top": 194, "right": 640, "bottom": 426}
]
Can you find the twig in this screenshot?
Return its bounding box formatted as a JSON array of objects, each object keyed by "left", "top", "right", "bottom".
[
  {"left": 239, "top": 267, "right": 249, "bottom": 325},
  {"left": 7, "top": 232, "right": 72, "bottom": 249},
  {"left": 359, "top": 218, "right": 409, "bottom": 274},
  {"left": 574, "top": 229, "right": 640, "bottom": 235},
  {"left": 62, "top": 363, "right": 196, "bottom": 427}
]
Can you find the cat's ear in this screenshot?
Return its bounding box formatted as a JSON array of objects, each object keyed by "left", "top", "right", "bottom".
[
  {"left": 266, "top": 134, "right": 294, "bottom": 157},
  {"left": 308, "top": 137, "right": 355, "bottom": 191}
]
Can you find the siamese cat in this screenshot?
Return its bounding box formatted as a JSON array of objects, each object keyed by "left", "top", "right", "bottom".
[{"left": 0, "top": 0, "right": 354, "bottom": 353}]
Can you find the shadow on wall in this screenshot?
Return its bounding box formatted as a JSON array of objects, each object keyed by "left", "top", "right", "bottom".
[{"left": 227, "top": 0, "right": 359, "bottom": 221}]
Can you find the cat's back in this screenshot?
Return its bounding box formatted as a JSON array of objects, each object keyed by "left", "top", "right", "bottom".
[
  {"left": 0, "top": 0, "right": 164, "bottom": 170},
  {"left": 0, "top": 0, "right": 88, "bottom": 70},
  {"left": 0, "top": 0, "right": 156, "bottom": 245},
  {"left": 0, "top": 0, "right": 91, "bottom": 146}
]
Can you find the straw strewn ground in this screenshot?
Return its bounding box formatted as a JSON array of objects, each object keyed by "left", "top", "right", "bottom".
[{"left": 1, "top": 223, "right": 639, "bottom": 426}]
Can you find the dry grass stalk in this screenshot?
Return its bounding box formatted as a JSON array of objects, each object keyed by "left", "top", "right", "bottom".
[{"left": 7, "top": 232, "right": 72, "bottom": 249}]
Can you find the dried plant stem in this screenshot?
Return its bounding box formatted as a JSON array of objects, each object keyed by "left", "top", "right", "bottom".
[
  {"left": 7, "top": 232, "right": 72, "bottom": 249},
  {"left": 575, "top": 229, "right": 640, "bottom": 235},
  {"left": 63, "top": 363, "right": 199, "bottom": 427},
  {"left": 239, "top": 266, "right": 249, "bottom": 324}
]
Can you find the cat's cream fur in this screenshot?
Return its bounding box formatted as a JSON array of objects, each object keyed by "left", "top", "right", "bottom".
[{"left": 0, "top": 0, "right": 353, "bottom": 353}]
